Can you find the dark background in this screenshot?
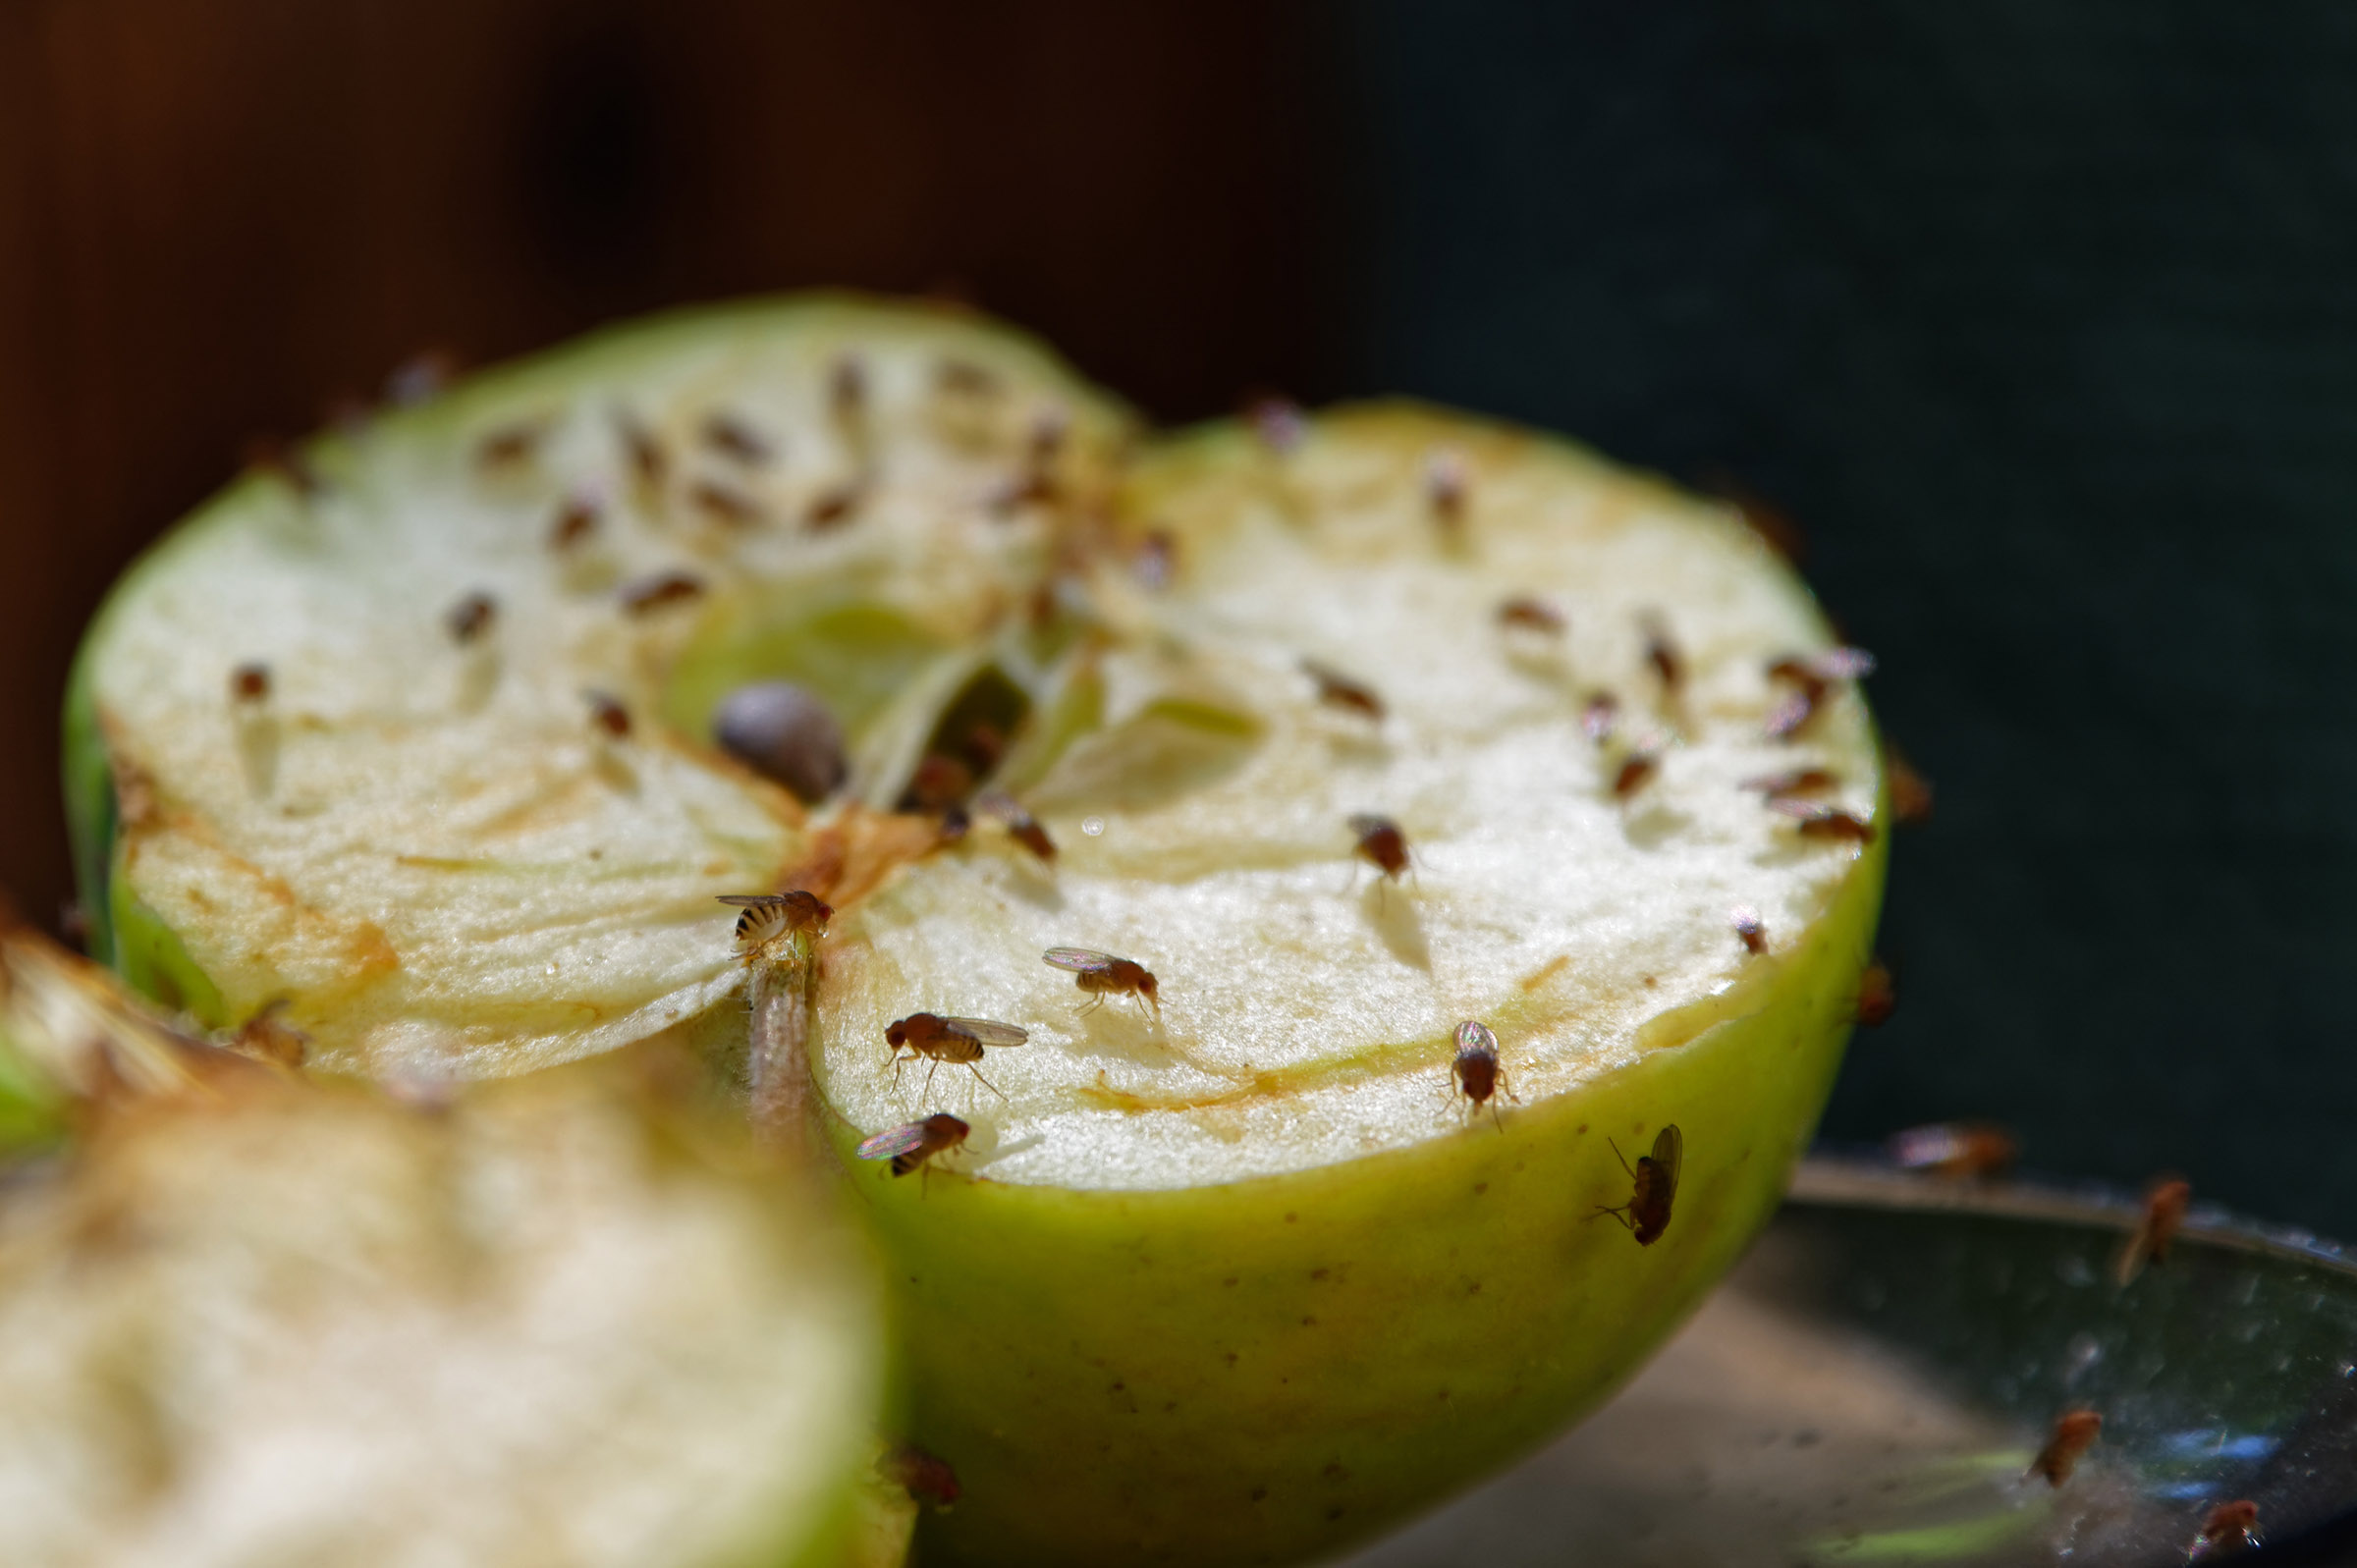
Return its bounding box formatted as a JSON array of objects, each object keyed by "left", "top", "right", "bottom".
[{"left": 5, "top": 3, "right": 2352, "bottom": 1231}]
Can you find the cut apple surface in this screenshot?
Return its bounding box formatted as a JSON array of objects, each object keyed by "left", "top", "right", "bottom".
[
  {"left": 0, "top": 931, "right": 895, "bottom": 1568},
  {"left": 68, "top": 296, "right": 1887, "bottom": 1565}
]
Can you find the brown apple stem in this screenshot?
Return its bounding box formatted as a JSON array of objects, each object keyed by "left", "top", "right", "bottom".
[{"left": 745, "top": 940, "right": 828, "bottom": 1164}]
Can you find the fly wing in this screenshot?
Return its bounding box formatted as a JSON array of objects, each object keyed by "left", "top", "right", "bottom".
[
  {"left": 942, "top": 1017, "right": 1029, "bottom": 1049},
  {"left": 1344, "top": 813, "right": 1389, "bottom": 839},
  {"left": 856, "top": 1122, "right": 932, "bottom": 1162},
  {"left": 1651, "top": 1124, "right": 1683, "bottom": 1189},
  {"left": 716, "top": 893, "right": 788, "bottom": 908},
  {"left": 1043, "top": 947, "right": 1117, "bottom": 975},
  {"left": 1811, "top": 646, "right": 1877, "bottom": 679}
]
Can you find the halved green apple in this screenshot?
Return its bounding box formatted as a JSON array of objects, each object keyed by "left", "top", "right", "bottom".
[
  {"left": 67, "top": 297, "right": 1886, "bottom": 1564},
  {"left": 0, "top": 926, "right": 899, "bottom": 1568}
]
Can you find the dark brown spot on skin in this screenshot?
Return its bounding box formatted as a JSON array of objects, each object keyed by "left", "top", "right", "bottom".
[
  {"left": 230, "top": 664, "right": 271, "bottom": 703},
  {"left": 445, "top": 592, "right": 497, "bottom": 645},
  {"left": 618, "top": 571, "right": 706, "bottom": 615},
  {"left": 1250, "top": 1488, "right": 1268, "bottom": 1503}
]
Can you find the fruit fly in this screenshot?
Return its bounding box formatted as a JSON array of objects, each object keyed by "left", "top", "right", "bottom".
[
  {"left": 1887, "top": 745, "right": 1936, "bottom": 825},
  {"left": 974, "top": 790, "right": 1056, "bottom": 863},
  {"left": 1134, "top": 529, "right": 1178, "bottom": 590},
  {"left": 856, "top": 1112, "right": 971, "bottom": 1177},
  {"left": 1450, "top": 1019, "right": 1513, "bottom": 1129},
  {"left": 1248, "top": 397, "right": 1308, "bottom": 455},
  {"left": 229, "top": 663, "right": 272, "bottom": 703},
  {"left": 1581, "top": 692, "right": 1619, "bottom": 744},
  {"left": 1764, "top": 647, "right": 1876, "bottom": 740},
  {"left": 829, "top": 355, "right": 868, "bottom": 424},
  {"left": 689, "top": 478, "right": 764, "bottom": 527},
  {"left": 445, "top": 592, "right": 498, "bottom": 645},
  {"left": 2114, "top": 1176, "right": 2192, "bottom": 1286},
  {"left": 583, "top": 689, "right": 630, "bottom": 738},
  {"left": 936, "top": 358, "right": 1004, "bottom": 399},
  {"left": 1593, "top": 1124, "right": 1682, "bottom": 1245},
  {"left": 1044, "top": 948, "right": 1161, "bottom": 1017},
  {"left": 1739, "top": 767, "right": 1836, "bottom": 799},
  {"left": 474, "top": 421, "right": 543, "bottom": 470},
  {"left": 619, "top": 570, "right": 707, "bottom": 615},
  {"left": 2028, "top": 1408, "right": 2102, "bottom": 1486},
  {"left": 1347, "top": 814, "right": 1410, "bottom": 881},
  {"left": 1888, "top": 1120, "right": 2016, "bottom": 1180},
  {"left": 385, "top": 349, "right": 457, "bottom": 406},
  {"left": 701, "top": 411, "right": 774, "bottom": 465},
  {"left": 876, "top": 1442, "right": 960, "bottom": 1509},
  {"left": 243, "top": 435, "right": 325, "bottom": 500},
  {"left": 804, "top": 481, "right": 865, "bottom": 531},
  {"left": 1855, "top": 958, "right": 1897, "bottom": 1026},
  {"left": 1303, "top": 659, "right": 1386, "bottom": 721},
  {"left": 2187, "top": 1500, "right": 2260, "bottom": 1560},
  {"left": 1497, "top": 596, "right": 1565, "bottom": 635},
  {"left": 901, "top": 754, "right": 975, "bottom": 815},
  {"left": 1639, "top": 611, "right": 1684, "bottom": 694},
  {"left": 1770, "top": 797, "right": 1877, "bottom": 843},
  {"left": 548, "top": 493, "right": 600, "bottom": 551},
  {"left": 1424, "top": 448, "right": 1469, "bottom": 529},
  {"left": 1613, "top": 748, "right": 1661, "bottom": 798},
  {"left": 1732, "top": 908, "right": 1766, "bottom": 954},
  {"left": 885, "top": 1014, "right": 1029, "bottom": 1099},
  {"left": 613, "top": 408, "right": 668, "bottom": 488},
  {"left": 717, "top": 892, "right": 833, "bottom": 960}
]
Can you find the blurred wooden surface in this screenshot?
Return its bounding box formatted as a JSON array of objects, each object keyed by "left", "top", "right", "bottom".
[{"left": 0, "top": 0, "right": 1318, "bottom": 927}]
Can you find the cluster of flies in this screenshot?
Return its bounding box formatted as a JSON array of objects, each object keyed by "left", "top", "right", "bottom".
[
  {"left": 233, "top": 365, "right": 1942, "bottom": 1520},
  {"left": 1888, "top": 1118, "right": 2241, "bottom": 1547},
  {"left": 231, "top": 364, "right": 1903, "bottom": 1240},
  {"left": 680, "top": 415, "right": 1902, "bottom": 1260}
]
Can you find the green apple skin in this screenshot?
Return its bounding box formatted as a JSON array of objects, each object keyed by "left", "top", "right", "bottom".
[{"left": 844, "top": 823, "right": 1882, "bottom": 1568}]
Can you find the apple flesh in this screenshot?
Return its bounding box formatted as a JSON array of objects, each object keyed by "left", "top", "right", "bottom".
[
  {"left": 0, "top": 925, "right": 902, "bottom": 1568},
  {"left": 65, "top": 298, "right": 1887, "bottom": 1564}
]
